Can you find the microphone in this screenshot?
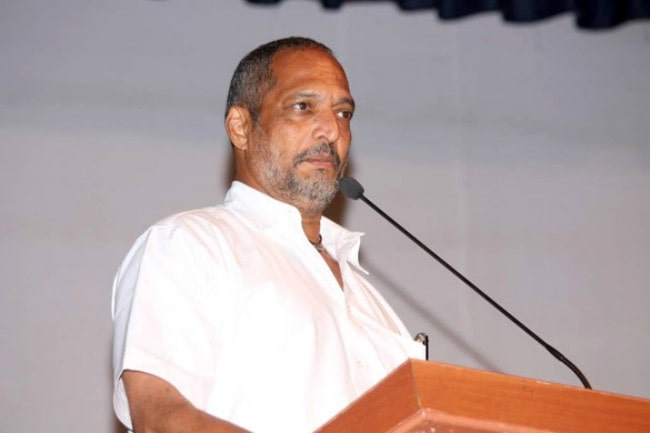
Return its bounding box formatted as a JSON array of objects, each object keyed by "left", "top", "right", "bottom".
[{"left": 338, "top": 176, "right": 592, "bottom": 389}]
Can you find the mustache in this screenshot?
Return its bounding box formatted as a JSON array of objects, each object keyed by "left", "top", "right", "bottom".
[{"left": 294, "top": 142, "right": 341, "bottom": 169}]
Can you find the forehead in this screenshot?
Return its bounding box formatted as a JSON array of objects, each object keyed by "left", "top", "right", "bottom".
[{"left": 267, "top": 48, "right": 351, "bottom": 98}]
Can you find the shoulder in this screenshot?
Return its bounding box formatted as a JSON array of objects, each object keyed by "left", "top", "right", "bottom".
[
  {"left": 113, "top": 207, "right": 242, "bottom": 314},
  {"left": 144, "top": 205, "right": 248, "bottom": 246},
  {"left": 154, "top": 206, "right": 230, "bottom": 232},
  {"left": 117, "top": 206, "right": 238, "bottom": 276}
]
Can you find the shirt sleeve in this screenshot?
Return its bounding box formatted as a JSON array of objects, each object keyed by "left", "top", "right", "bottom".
[{"left": 111, "top": 219, "right": 229, "bottom": 429}]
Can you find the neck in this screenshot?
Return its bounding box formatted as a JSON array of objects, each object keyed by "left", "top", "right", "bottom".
[{"left": 300, "top": 211, "right": 322, "bottom": 244}]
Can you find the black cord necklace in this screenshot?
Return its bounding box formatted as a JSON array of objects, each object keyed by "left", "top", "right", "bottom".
[{"left": 309, "top": 234, "right": 325, "bottom": 253}]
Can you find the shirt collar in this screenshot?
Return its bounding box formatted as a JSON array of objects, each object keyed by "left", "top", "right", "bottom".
[
  {"left": 321, "top": 218, "right": 368, "bottom": 275},
  {"left": 223, "top": 181, "right": 368, "bottom": 274},
  {"left": 224, "top": 181, "right": 302, "bottom": 229}
]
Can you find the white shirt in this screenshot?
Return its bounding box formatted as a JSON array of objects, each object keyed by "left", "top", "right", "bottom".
[{"left": 112, "top": 181, "right": 424, "bottom": 433}]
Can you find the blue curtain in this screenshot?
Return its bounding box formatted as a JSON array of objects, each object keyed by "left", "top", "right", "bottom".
[{"left": 246, "top": 0, "right": 650, "bottom": 29}]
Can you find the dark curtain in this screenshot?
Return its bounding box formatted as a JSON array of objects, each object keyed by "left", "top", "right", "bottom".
[{"left": 246, "top": 0, "right": 650, "bottom": 29}]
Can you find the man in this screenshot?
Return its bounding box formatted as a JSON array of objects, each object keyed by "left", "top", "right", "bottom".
[{"left": 112, "top": 37, "right": 424, "bottom": 433}]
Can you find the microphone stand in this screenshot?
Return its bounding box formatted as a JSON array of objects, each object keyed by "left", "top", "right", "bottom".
[{"left": 342, "top": 177, "right": 592, "bottom": 389}]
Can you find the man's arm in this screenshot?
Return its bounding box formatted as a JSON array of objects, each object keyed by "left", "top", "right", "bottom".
[{"left": 122, "top": 371, "right": 250, "bottom": 433}]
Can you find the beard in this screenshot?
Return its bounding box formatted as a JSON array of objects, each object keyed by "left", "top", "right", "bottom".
[{"left": 252, "top": 137, "right": 347, "bottom": 214}]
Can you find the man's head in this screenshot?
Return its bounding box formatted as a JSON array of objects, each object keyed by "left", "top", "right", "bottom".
[
  {"left": 225, "top": 37, "right": 333, "bottom": 123},
  {"left": 225, "top": 37, "right": 355, "bottom": 216}
]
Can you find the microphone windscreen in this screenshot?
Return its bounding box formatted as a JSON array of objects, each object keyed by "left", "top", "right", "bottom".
[{"left": 338, "top": 176, "right": 364, "bottom": 200}]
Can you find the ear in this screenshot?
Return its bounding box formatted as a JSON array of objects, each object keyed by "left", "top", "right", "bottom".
[{"left": 225, "top": 105, "right": 252, "bottom": 151}]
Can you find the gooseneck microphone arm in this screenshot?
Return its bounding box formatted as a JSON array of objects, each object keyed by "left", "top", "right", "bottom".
[{"left": 338, "top": 176, "right": 592, "bottom": 390}]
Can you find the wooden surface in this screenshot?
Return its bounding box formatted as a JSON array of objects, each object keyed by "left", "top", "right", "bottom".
[{"left": 316, "top": 359, "right": 650, "bottom": 433}]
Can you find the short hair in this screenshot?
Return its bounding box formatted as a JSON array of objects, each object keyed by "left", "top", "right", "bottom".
[{"left": 225, "top": 37, "right": 333, "bottom": 121}]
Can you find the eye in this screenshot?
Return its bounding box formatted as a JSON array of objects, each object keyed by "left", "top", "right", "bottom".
[
  {"left": 293, "top": 102, "right": 308, "bottom": 111},
  {"left": 337, "top": 110, "right": 353, "bottom": 120}
]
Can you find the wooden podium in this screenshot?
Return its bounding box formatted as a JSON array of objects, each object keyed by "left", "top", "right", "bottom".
[{"left": 316, "top": 359, "right": 650, "bottom": 433}]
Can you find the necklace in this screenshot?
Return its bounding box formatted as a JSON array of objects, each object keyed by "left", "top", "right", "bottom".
[{"left": 309, "top": 234, "right": 325, "bottom": 253}]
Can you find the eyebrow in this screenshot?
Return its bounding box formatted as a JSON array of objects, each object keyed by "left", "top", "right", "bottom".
[
  {"left": 338, "top": 97, "right": 356, "bottom": 110},
  {"left": 294, "top": 92, "right": 356, "bottom": 110}
]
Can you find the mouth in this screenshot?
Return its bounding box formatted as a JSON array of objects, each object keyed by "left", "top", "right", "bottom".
[
  {"left": 301, "top": 153, "right": 337, "bottom": 169},
  {"left": 295, "top": 143, "right": 341, "bottom": 172}
]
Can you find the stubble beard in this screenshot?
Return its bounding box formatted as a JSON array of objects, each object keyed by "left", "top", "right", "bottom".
[{"left": 253, "top": 138, "right": 346, "bottom": 214}]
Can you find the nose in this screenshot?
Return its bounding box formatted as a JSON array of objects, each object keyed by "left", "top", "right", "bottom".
[{"left": 313, "top": 107, "right": 341, "bottom": 144}]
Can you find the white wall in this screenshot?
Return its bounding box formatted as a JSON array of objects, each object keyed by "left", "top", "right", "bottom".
[{"left": 1, "top": 1, "right": 649, "bottom": 431}]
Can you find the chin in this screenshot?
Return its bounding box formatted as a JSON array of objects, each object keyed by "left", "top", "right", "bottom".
[{"left": 289, "top": 180, "right": 335, "bottom": 211}]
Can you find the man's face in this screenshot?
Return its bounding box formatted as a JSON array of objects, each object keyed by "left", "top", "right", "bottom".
[{"left": 241, "top": 48, "right": 355, "bottom": 215}]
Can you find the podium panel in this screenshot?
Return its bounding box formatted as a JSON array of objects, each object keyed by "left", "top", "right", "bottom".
[{"left": 317, "top": 359, "right": 650, "bottom": 433}]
